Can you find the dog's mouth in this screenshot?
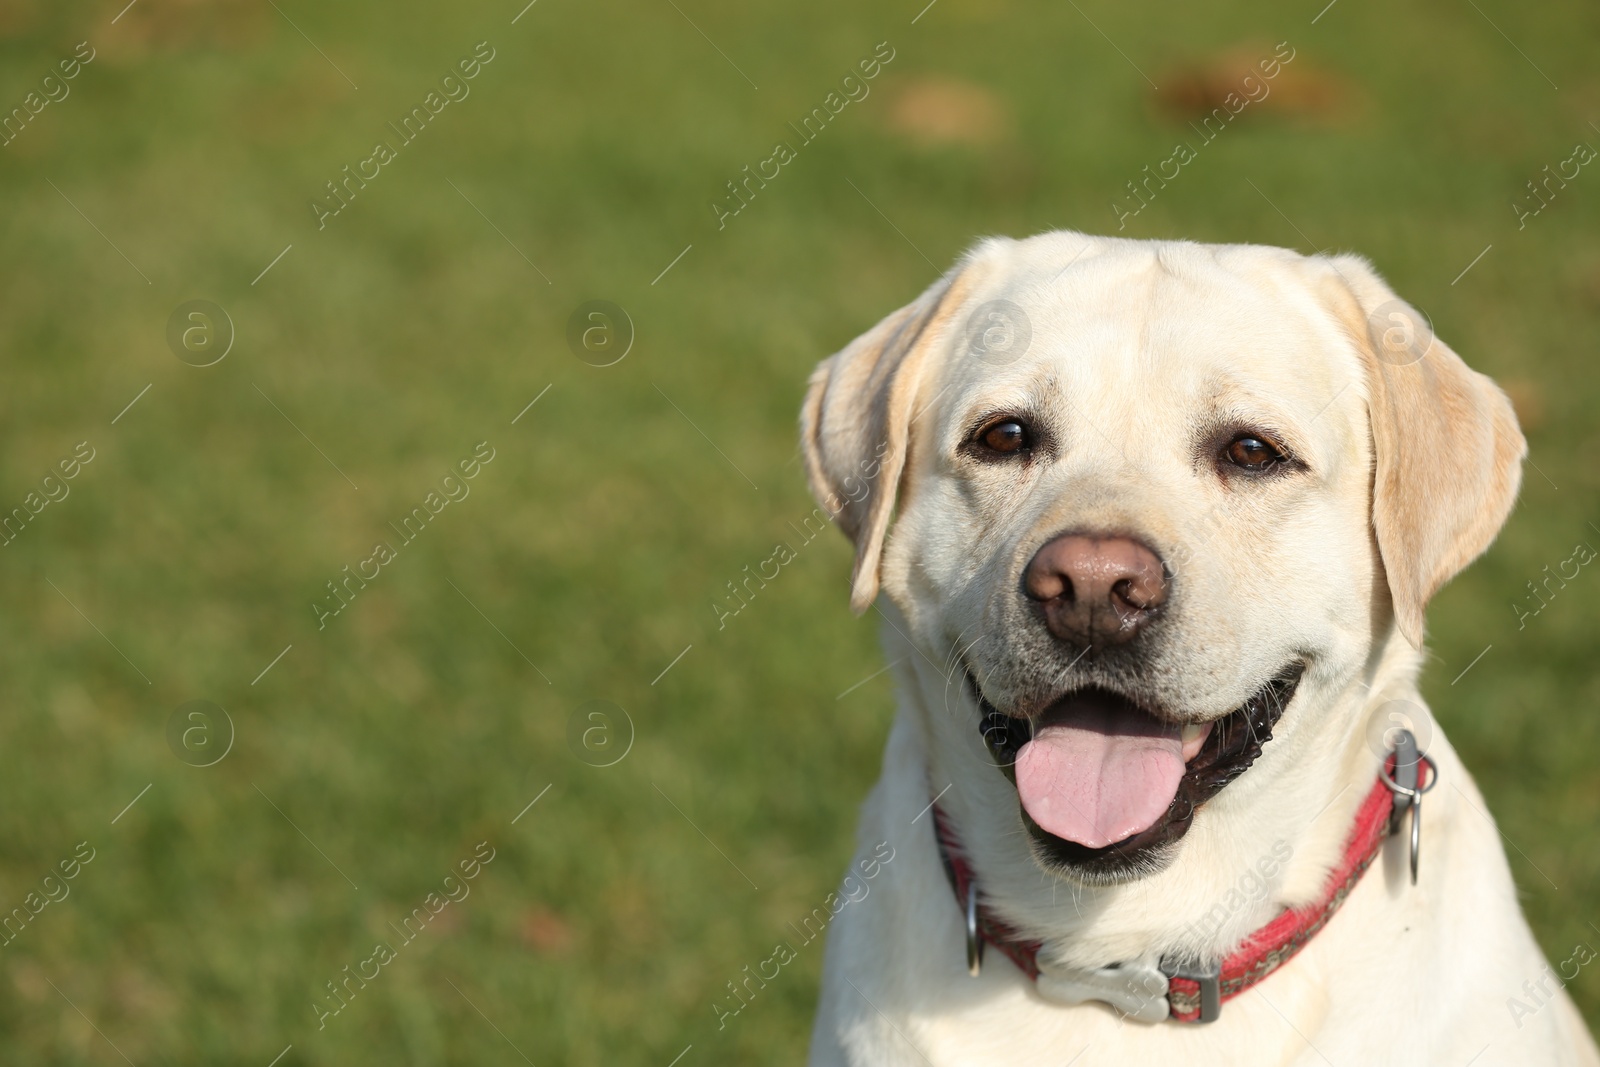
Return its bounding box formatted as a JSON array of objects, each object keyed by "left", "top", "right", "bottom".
[{"left": 969, "top": 663, "right": 1304, "bottom": 878}]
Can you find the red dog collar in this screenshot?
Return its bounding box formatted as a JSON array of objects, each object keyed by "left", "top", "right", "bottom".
[{"left": 931, "top": 747, "right": 1433, "bottom": 1024}]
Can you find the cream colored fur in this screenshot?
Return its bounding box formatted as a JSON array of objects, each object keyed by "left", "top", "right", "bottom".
[{"left": 801, "top": 232, "right": 1598, "bottom": 1066}]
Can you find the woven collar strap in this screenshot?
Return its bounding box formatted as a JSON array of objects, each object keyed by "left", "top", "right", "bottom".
[{"left": 931, "top": 768, "right": 1399, "bottom": 1024}]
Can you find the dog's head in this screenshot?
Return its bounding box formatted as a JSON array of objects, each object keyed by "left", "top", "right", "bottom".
[{"left": 802, "top": 233, "right": 1524, "bottom": 884}]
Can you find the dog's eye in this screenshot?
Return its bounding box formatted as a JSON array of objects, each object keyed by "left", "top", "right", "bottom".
[
  {"left": 977, "top": 419, "right": 1031, "bottom": 456},
  {"left": 1224, "top": 434, "right": 1286, "bottom": 471}
]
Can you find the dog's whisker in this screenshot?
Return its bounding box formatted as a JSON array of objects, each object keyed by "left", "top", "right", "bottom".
[{"left": 945, "top": 623, "right": 982, "bottom": 668}]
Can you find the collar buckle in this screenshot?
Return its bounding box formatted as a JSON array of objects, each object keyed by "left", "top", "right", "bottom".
[{"left": 1160, "top": 956, "right": 1222, "bottom": 1023}]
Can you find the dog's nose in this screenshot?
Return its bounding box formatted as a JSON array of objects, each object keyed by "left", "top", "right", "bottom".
[{"left": 1024, "top": 533, "right": 1168, "bottom": 647}]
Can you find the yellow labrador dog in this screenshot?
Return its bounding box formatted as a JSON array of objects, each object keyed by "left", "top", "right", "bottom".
[{"left": 801, "top": 232, "right": 1599, "bottom": 1065}]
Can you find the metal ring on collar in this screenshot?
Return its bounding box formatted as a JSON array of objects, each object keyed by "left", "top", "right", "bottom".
[
  {"left": 965, "top": 880, "right": 983, "bottom": 976},
  {"left": 1379, "top": 753, "right": 1438, "bottom": 799}
]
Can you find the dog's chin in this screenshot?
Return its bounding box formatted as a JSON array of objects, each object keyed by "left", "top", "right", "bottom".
[{"left": 969, "top": 663, "right": 1305, "bottom": 886}]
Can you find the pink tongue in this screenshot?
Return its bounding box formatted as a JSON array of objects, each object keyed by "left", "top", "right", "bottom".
[{"left": 1014, "top": 695, "right": 1187, "bottom": 849}]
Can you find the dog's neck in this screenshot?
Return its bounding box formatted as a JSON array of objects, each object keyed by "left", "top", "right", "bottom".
[{"left": 886, "top": 613, "right": 1423, "bottom": 973}]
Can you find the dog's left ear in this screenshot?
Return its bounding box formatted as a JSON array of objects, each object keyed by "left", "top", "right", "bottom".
[
  {"left": 1322, "top": 254, "right": 1527, "bottom": 648},
  {"left": 801, "top": 253, "right": 988, "bottom": 614}
]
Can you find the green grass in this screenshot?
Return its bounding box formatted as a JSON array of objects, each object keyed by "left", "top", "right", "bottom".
[{"left": 0, "top": 0, "right": 1597, "bottom": 1062}]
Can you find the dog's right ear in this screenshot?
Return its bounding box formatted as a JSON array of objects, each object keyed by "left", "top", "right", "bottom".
[{"left": 800, "top": 259, "right": 984, "bottom": 614}]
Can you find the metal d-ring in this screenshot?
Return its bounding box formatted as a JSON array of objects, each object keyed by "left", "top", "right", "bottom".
[
  {"left": 966, "top": 880, "right": 984, "bottom": 977},
  {"left": 1379, "top": 730, "right": 1438, "bottom": 886},
  {"left": 1378, "top": 753, "right": 1438, "bottom": 799}
]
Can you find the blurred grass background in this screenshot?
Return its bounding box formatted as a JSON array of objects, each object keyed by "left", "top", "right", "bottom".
[{"left": 0, "top": 0, "right": 1596, "bottom": 1062}]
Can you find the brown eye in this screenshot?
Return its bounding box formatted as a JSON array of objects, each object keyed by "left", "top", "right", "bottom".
[
  {"left": 979, "top": 419, "right": 1030, "bottom": 455},
  {"left": 1225, "top": 434, "right": 1286, "bottom": 471}
]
